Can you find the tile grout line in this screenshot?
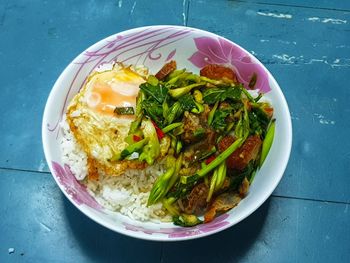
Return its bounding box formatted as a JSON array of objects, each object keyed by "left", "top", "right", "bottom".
[
  {"left": 1, "top": 167, "right": 349, "bottom": 205},
  {"left": 185, "top": 0, "right": 190, "bottom": 26},
  {"left": 159, "top": 243, "right": 164, "bottom": 263},
  {"left": 272, "top": 194, "right": 350, "bottom": 205},
  {"left": 0, "top": 167, "right": 51, "bottom": 175},
  {"left": 232, "top": 0, "right": 350, "bottom": 13}
]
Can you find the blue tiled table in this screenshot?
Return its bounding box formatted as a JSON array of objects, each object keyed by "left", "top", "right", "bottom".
[{"left": 1, "top": 0, "right": 349, "bottom": 262}]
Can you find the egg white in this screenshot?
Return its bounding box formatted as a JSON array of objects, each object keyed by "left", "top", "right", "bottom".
[{"left": 66, "top": 63, "right": 148, "bottom": 178}]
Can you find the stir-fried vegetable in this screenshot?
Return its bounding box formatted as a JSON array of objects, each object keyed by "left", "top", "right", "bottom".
[
  {"left": 115, "top": 61, "right": 275, "bottom": 226},
  {"left": 162, "top": 122, "right": 183, "bottom": 133},
  {"left": 148, "top": 166, "right": 175, "bottom": 205},
  {"left": 168, "top": 83, "right": 204, "bottom": 99},
  {"left": 202, "top": 86, "right": 241, "bottom": 104},
  {"left": 139, "top": 119, "right": 161, "bottom": 165},
  {"left": 260, "top": 119, "right": 276, "bottom": 166},
  {"left": 180, "top": 137, "right": 246, "bottom": 184},
  {"left": 111, "top": 138, "right": 149, "bottom": 161},
  {"left": 148, "top": 155, "right": 180, "bottom": 205},
  {"left": 173, "top": 214, "right": 202, "bottom": 227},
  {"left": 207, "top": 101, "right": 218, "bottom": 126},
  {"left": 114, "top": 106, "right": 135, "bottom": 115}
]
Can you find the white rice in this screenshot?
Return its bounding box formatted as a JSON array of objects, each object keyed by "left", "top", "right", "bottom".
[
  {"left": 87, "top": 164, "right": 170, "bottom": 222},
  {"left": 60, "top": 119, "right": 88, "bottom": 180},
  {"left": 58, "top": 62, "right": 170, "bottom": 222},
  {"left": 59, "top": 119, "right": 171, "bottom": 222}
]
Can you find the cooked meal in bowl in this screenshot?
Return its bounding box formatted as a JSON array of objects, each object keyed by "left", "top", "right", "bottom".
[{"left": 61, "top": 60, "right": 275, "bottom": 227}]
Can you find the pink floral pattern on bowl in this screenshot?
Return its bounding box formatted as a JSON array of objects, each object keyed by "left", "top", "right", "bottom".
[
  {"left": 51, "top": 161, "right": 102, "bottom": 211},
  {"left": 189, "top": 36, "right": 271, "bottom": 93},
  {"left": 42, "top": 25, "right": 292, "bottom": 241},
  {"left": 124, "top": 214, "right": 230, "bottom": 238}
]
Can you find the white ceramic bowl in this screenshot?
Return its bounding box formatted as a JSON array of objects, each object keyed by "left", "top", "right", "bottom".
[{"left": 42, "top": 25, "right": 292, "bottom": 241}]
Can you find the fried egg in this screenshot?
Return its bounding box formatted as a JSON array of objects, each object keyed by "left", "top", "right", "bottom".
[{"left": 66, "top": 63, "right": 148, "bottom": 179}]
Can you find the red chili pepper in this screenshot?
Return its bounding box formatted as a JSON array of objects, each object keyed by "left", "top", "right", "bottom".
[
  {"left": 133, "top": 135, "right": 141, "bottom": 142},
  {"left": 205, "top": 155, "right": 216, "bottom": 165},
  {"left": 151, "top": 120, "right": 165, "bottom": 139}
]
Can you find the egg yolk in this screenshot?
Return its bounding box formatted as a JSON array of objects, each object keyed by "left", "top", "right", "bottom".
[{"left": 85, "top": 68, "right": 145, "bottom": 116}]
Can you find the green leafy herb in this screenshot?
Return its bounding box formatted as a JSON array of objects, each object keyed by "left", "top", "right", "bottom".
[
  {"left": 139, "top": 82, "right": 168, "bottom": 104},
  {"left": 142, "top": 99, "right": 164, "bottom": 126},
  {"left": 203, "top": 86, "right": 242, "bottom": 104},
  {"left": 114, "top": 106, "right": 135, "bottom": 115},
  {"left": 249, "top": 107, "right": 270, "bottom": 137},
  {"left": 178, "top": 93, "right": 196, "bottom": 111},
  {"left": 211, "top": 109, "right": 231, "bottom": 131}
]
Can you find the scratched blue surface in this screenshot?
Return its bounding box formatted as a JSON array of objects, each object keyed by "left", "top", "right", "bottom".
[
  {"left": 242, "top": 0, "right": 350, "bottom": 10},
  {"left": 1, "top": 0, "right": 349, "bottom": 262}
]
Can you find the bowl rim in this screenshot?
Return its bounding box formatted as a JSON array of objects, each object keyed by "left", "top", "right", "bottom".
[{"left": 42, "top": 25, "right": 293, "bottom": 241}]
